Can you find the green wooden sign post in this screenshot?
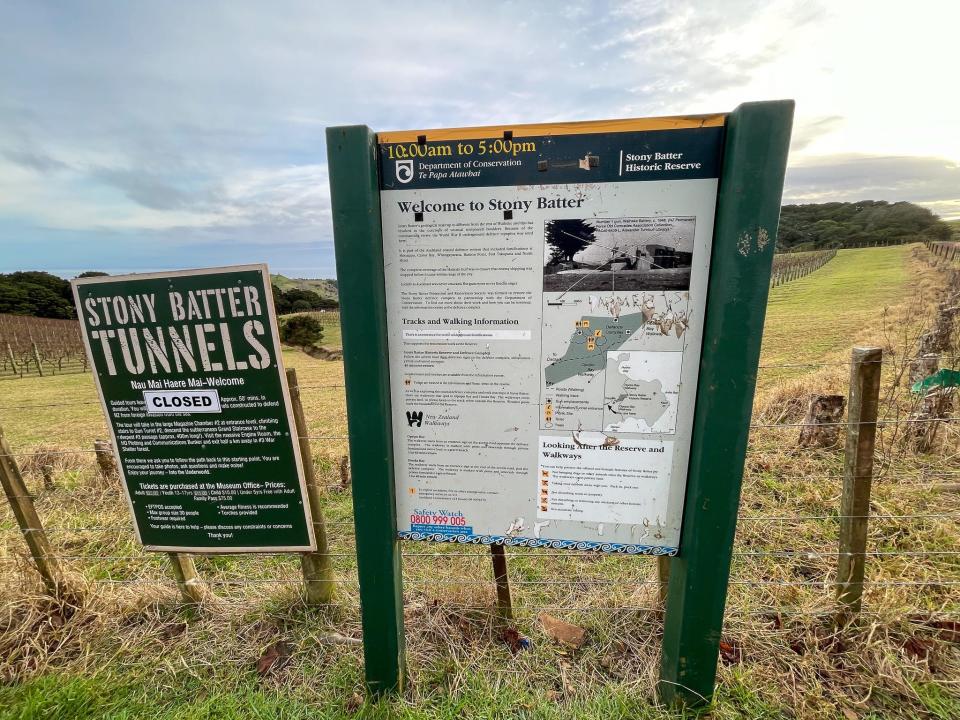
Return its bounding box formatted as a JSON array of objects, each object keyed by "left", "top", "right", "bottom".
[
  {"left": 327, "top": 100, "right": 793, "bottom": 705},
  {"left": 658, "top": 101, "right": 794, "bottom": 705},
  {"left": 327, "top": 126, "right": 406, "bottom": 694}
]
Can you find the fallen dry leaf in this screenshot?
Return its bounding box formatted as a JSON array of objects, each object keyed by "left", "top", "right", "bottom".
[
  {"left": 345, "top": 691, "right": 363, "bottom": 713},
  {"left": 538, "top": 613, "right": 586, "bottom": 649},
  {"left": 257, "top": 640, "right": 291, "bottom": 677},
  {"left": 719, "top": 638, "right": 743, "bottom": 665},
  {"left": 930, "top": 620, "right": 960, "bottom": 643},
  {"left": 903, "top": 636, "right": 934, "bottom": 661},
  {"left": 501, "top": 626, "right": 525, "bottom": 654},
  {"left": 157, "top": 622, "right": 186, "bottom": 641}
]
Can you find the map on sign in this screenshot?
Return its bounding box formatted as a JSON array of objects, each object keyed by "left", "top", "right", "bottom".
[
  {"left": 540, "top": 290, "right": 689, "bottom": 433},
  {"left": 603, "top": 351, "right": 682, "bottom": 433},
  {"left": 543, "top": 312, "right": 645, "bottom": 386}
]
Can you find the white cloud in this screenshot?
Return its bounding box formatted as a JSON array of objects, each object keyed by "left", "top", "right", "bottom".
[
  {"left": 219, "top": 165, "right": 331, "bottom": 228},
  {"left": 0, "top": 0, "right": 958, "bottom": 274},
  {"left": 784, "top": 154, "right": 960, "bottom": 218}
]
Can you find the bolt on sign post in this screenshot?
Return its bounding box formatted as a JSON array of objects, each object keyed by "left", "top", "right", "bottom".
[
  {"left": 327, "top": 100, "right": 793, "bottom": 705},
  {"left": 71, "top": 266, "right": 316, "bottom": 555}
]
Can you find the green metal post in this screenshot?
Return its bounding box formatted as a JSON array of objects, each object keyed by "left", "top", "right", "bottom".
[
  {"left": 326, "top": 124, "right": 406, "bottom": 695},
  {"left": 659, "top": 100, "right": 794, "bottom": 706}
]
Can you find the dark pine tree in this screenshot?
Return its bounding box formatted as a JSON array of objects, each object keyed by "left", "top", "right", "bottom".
[{"left": 545, "top": 219, "right": 597, "bottom": 263}]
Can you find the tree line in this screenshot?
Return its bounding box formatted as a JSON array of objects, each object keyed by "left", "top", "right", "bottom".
[
  {"left": 0, "top": 270, "right": 339, "bottom": 320},
  {"left": 271, "top": 285, "right": 338, "bottom": 314},
  {"left": 777, "top": 201, "right": 951, "bottom": 251},
  {"left": 0, "top": 271, "right": 106, "bottom": 320},
  {"left": 0, "top": 200, "right": 951, "bottom": 319}
]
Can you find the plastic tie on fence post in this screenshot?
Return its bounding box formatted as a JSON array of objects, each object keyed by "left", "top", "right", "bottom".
[{"left": 911, "top": 369, "right": 960, "bottom": 394}]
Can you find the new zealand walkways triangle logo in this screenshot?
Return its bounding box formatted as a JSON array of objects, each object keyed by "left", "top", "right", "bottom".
[{"left": 406, "top": 410, "right": 423, "bottom": 427}]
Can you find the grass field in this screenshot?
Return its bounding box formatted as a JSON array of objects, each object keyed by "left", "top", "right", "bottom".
[
  {"left": 318, "top": 318, "right": 342, "bottom": 349},
  {"left": 0, "top": 245, "right": 958, "bottom": 719},
  {"left": 761, "top": 246, "right": 914, "bottom": 367}
]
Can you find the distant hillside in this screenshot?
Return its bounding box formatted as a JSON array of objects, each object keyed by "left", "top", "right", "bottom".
[
  {"left": 948, "top": 219, "right": 960, "bottom": 240},
  {"left": 271, "top": 274, "right": 338, "bottom": 301},
  {"left": 777, "top": 201, "right": 952, "bottom": 251}
]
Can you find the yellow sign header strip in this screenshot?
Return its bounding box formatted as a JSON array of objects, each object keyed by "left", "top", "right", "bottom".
[{"left": 377, "top": 113, "right": 726, "bottom": 144}]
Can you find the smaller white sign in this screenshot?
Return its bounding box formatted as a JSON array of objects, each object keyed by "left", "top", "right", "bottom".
[{"left": 143, "top": 389, "right": 222, "bottom": 414}]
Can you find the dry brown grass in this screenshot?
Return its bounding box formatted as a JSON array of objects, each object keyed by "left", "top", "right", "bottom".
[{"left": 0, "top": 244, "right": 958, "bottom": 718}]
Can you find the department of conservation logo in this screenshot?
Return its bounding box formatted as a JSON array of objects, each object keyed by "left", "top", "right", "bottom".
[{"left": 395, "top": 159, "right": 414, "bottom": 184}]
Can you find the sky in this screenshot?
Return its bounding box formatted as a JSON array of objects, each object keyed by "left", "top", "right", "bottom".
[{"left": 1, "top": 0, "right": 957, "bottom": 279}]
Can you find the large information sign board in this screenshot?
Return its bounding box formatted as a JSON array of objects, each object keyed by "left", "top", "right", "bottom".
[
  {"left": 72, "top": 265, "right": 315, "bottom": 553},
  {"left": 377, "top": 117, "right": 725, "bottom": 553}
]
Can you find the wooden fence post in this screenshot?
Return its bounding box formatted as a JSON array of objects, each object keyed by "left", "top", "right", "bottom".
[
  {"left": 0, "top": 424, "right": 66, "bottom": 595},
  {"left": 93, "top": 440, "right": 118, "bottom": 482},
  {"left": 836, "top": 347, "right": 882, "bottom": 618},
  {"left": 6, "top": 343, "right": 16, "bottom": 375},
  {"left": 31, "top": 342, "right": 43, "bottom": 377},
  {"left": 167, "top": 552, "right": 207, "bottom": 604},
  {"left": 41, "top": 464, "right": 55, "bottom": 490},
  {"left": 657, "top": 555, "right": 671, "bottom": 606},
  {"left": 490, "top": 544, "right": 513, "bottom": 622},
  {"left": 286, "top": 368, "right": 335, "bottom": 605}
]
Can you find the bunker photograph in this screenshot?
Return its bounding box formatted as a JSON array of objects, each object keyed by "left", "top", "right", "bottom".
[{"left": 542, "top": 216, "right": 695, "bottom": 292}]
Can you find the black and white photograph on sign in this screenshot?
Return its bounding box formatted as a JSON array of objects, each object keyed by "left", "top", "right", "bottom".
[{"left": 542, "top": 216, "right": 695, "bottom": 292}]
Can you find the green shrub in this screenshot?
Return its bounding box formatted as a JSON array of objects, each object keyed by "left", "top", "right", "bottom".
[{"left": 279, "top": 314, "right": 323, "bottom": 349}]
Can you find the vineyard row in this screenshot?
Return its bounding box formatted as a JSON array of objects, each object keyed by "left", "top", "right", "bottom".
[
  {"left": 770, "top": 249, "right": 836, "bottom": 288},
  {"left": 0, "top": 314, "right": 85, "bottom": 378}
]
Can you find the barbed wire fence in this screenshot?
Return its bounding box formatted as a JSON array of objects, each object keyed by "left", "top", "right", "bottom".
[
  {"left": 1, "top": 244, "right": 958, "bottom": 669},
  {"left": 0, "top": 352, "right": 957, "bottom": 633},
  {"left": 925, "top": 240, "right": 960, "bottom": 265}
]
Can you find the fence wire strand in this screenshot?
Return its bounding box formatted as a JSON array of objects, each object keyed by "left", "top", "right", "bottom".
[{"left": 2, "top": 325, "right": 959, "bottom": 656}]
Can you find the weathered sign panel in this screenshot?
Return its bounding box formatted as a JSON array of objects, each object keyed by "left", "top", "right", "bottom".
[
  {"left": 376, "top": 116, "right": 725, "bottom": 553},
  {"left": 72, "top": 265, "right": 314, "bottom": 552}
]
